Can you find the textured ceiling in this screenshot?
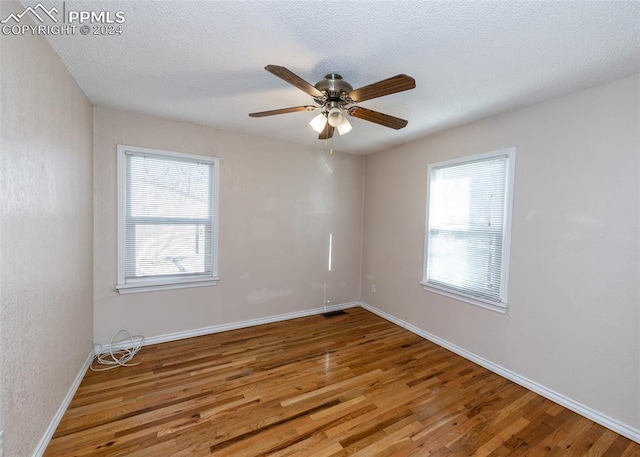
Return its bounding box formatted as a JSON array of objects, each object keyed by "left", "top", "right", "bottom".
[{"left": 43, "top": 1, "right": 640, "bottom": 154}]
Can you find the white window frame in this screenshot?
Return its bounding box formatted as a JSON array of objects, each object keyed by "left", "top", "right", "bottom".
[
  {"left": 116, "top": 144, "right": 220, "bottom": 294},
  {"left": 420, "top": 147, "right": 516, "bottom": 313}
]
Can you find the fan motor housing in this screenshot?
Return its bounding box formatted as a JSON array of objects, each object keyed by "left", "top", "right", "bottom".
[{"left": 315, "top": 73, "right": 353, "bottom": 99}]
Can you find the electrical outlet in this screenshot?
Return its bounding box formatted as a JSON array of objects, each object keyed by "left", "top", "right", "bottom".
[{"left": 371, "top": 284, "right": 376, "bottom": 293}]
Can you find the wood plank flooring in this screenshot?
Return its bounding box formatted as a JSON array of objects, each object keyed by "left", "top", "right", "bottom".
[{"left": 45, "top": 307, "right": 640, "bottom": 456}]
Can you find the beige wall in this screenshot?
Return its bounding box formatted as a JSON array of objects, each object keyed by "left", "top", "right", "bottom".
[
  {"left": 93, "top": 107, "right": 364, "bottom": 343},
  {"left": 361, "top": 74, "right": 640, "bottom": 430},
  {"left": 0, "top": 2, "right": 94, "bottom": 455}
]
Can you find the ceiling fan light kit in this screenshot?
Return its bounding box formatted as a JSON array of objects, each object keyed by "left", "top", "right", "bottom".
[
  {"left": 310, "top": 106, "right": 352, "bottom": 136},
  {"left": 249, "top": 65, "right": 416, "bottom": 141}
]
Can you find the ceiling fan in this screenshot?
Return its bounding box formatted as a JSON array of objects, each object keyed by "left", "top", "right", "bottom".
[{"left": 249, "top": 65, "right": 416, "bottom": 140}]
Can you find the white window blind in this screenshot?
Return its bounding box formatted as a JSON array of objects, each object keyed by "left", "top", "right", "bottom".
[
  {"left": 422, "top": 148, "right": 515, "bottom": 310},
  {"left": 117, "top": 145, "right": 219, "bottom": 293}
]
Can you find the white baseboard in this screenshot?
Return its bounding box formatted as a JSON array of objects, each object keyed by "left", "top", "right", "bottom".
[
  {"left": 359, "top": 301, "right": 640, "bottom": 444},
  {"left": 32, "top": 351, "right": 94, "bottom": 457},
  {"left": 44, "top": 301, "right": 638, "bottom": 455},
  {"left": 98, "top": 301, "right": 361, "bottom": 352}
]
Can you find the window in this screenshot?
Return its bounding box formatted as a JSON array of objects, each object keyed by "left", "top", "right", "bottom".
[
  {"left": 116, "top": 145, "right": 219, "bottom": 294},
  {"left": 421, "top": 148, "right": 516, "bottom": 312}
]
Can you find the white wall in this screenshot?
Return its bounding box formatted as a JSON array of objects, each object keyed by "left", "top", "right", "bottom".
[
  {"left": 361, "top": 75, "right": 640, "bottom": 431},
  {"left": 93, "top": 107, "right": 364, "bottom": 343},
  {"left": 0, "top": 2, "right": 94, "bottom": 455}
]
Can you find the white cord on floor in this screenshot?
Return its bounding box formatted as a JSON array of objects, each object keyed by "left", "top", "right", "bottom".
[{"left": 91, "top": 329, "right": 145, "bottom": 372}]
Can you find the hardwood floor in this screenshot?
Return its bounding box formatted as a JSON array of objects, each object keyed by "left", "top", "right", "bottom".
[{"left": 45, "top": 307, "right": 640, "bottom": 456}]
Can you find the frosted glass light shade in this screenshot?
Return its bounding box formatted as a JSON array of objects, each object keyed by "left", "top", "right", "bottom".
[
  {"left": 327, "top": 107, "right": 343, "bottom": 127},
  {"left": 309, "top": 113, "right": 327, "bottom": 133},
  {"left": 337, "top": 116, "right": 352, "bottom": 135}
]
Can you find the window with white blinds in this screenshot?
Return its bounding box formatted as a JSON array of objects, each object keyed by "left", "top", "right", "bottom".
[
  {"left": 116, "top": 145, "right": 219, "bottom": 293},
  {"left": 421, "top": 148, "right": 516, "bottom": 311}
]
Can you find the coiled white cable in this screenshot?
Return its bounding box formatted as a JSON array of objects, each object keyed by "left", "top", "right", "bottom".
[{"left": 91, "top": 329, "right": 145, "bottom": 372}]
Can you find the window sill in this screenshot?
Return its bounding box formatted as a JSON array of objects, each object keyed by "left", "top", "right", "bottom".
[
  {"left": 419, "top": 281, "right": 507, "bottom": 314},
  {"left": 116, "top": 277, "right": 220, "bottom": 294}
]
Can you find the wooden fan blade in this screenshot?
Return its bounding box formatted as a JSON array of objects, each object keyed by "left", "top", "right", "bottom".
[
  {"left": 319, "top": 123, "right": 335, "bottom": 140},
  {"left": 249, "top": 106, "right": 317, "bottom": 117},
  {"left": 348, "top": 74, "right": 415, "bottom": 103},
  {"left": 348, "top": 106, "right": 408, "bottom": 130},
  {"left": 265, "top": 65, "right": 324, "bottom": 98}
]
